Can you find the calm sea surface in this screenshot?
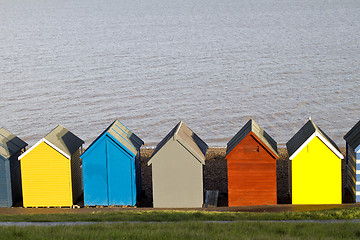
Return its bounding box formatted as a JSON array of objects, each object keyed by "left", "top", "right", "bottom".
[{"left": 0, "top": 0, "right": 359, "bottom": 147}]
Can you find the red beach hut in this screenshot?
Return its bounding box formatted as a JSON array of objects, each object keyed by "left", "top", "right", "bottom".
[{"left": 226, "top": 119, "right": 279, "bottom": 206}]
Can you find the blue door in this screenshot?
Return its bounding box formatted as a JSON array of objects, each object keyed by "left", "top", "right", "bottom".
[
  {"left": 106, "top": 138, "right": 133, "bottom": 206},
  {"left": 83, "top": 137, "right": 108, "bottom": 206}
]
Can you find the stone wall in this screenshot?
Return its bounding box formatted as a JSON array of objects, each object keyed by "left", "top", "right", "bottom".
[{"left": 139, "top": 147, "right": 348, "bottom": 207}]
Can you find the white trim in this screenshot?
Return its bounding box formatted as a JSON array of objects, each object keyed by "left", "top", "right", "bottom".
[
  {"left": 43, "top": 139, "right": 71, "bottom": 159},
  {"left": 289, "top": 131, "right": 344, "bottom": 160},
  {"left": 18, "top": 139, "right": 44, "bottom": 160},
  {"left": 18, "top": 138, "right": 71, "bottom": 160},
  {"left": 356, "top": 192, "right": 360, "bottom": 196},
  {"left": 356, "top": 160, "right": 360, "bottom": 164},
  {"left": 289, "top": 133, "right": 316, "bottom": 160},
  {"left": 316, "top": 132, "right": 344, "bottom": 159},
  {"left": 355, "top": 181, "right": 360, "bottom": 185},
  {"left": 173, "top": 121, "right": 182, "bottom": 141},
  {"left": 356, "top": 170, "right": 360, "bottom": 175}
]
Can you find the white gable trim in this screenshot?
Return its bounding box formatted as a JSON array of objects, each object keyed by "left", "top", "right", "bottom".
[
  {"left": 289, "top": 132, "right": 344, "bottom": 160},
  {"left": 316, "top": 133, "right": 344, "bottom": 159},
  {"left": 18, "top": 138, "right": 71, "bottom": 160},
  {"left": 289, "top": 133, "right": 316, "bottom": 160},
  {"left": 173, "top": 121, "right": 182, "bottom": 141},
  {"left": 43, "top": 139, "right": 71, "bottom": 159},
  {"left": 18, "top": 139, "right": 44, "bottom": 160}
]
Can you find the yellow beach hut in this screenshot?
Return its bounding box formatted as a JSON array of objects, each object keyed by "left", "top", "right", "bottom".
[
  {"left": 286, "top": 119, "right": 343, "bottom": 204},
  {"left": 18, "top": 125, "right": 84, "bottom": 207}
]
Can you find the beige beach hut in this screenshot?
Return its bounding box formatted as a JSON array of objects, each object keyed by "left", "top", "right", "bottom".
[{"left": 148, "top": 121, "right": 208, "bottom": 208}]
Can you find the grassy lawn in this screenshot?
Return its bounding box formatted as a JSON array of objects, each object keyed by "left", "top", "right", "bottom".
[
  {"left": 1, "top": 221, "right": 360, "bottom": 240},
  {"left": 1, "top": 209, "right": 360, "bottom": 239},
  {"left": 1, "top": 207, "right": 360, "bottom": 222}
]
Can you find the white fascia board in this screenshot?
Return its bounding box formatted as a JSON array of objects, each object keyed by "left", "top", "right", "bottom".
[
  {"left": 18, "top": 138, "right": 71, "bottom": 160},
  {"left": 316, "top": 132, "right": 344, "bottom": 159},
  {"left": 289, "top": 132, "right": 344, "bottom": 160},
  {"left": 43, "top": 139, "right": 71, "bottom": 159},
  {"left": 147, "top": 156, "right": 154, "bottom": 166},
  {"left": 18, "top": 139, "right": 44, "bottom": 160},
  {"left": 173, "top": 121, "right": 182, "bottom": 141},
  {"left": 289, "top": 133, "right": 316, "bottom": 160}
]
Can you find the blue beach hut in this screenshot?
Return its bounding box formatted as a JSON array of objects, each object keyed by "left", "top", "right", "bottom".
[
  {"left": 0, "top": 128, "right": 27, "bottom": 207},
  {"left": 81, "top": 120, "right": 144, "bottom": 206}
]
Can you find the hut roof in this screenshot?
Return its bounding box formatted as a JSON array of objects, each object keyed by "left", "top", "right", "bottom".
[
  {"left": 149, "top": 121, "right": 208, "bottom": 165},
  {"left": 344, "top": 120, "right": 360, "bottom": 152},
  {"left": 0, "top": 128, "right": 28, "bottom": 160},
  {"left": 44, "top": 125, "right": 84, "bottom": 157},
  {"left": 286, "top": 119, "right": 343, "bottom": 160},
  {"left": 226, "top": 119, "right": 279, "bottom": 158},
  {"left": 84, "top": 120, "right": 143, "bottom": 156},
  {"left": 19, "top": 125, "right": 84, "bottom": 160}
]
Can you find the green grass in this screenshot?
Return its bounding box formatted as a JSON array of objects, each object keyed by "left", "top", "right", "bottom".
[
  {"left": 1, "top": 221, "right": 360, "bottom": 240},
  {"left": 1, "top": 207, "right": 360, "bottom": 222}
]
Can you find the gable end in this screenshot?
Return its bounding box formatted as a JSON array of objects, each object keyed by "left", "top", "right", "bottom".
[
  {"left": 289, "top": 132, "right": 343, "bottom": 160},
  {"left": 19, "top": 139, "right": 71, "bottom": 160}
]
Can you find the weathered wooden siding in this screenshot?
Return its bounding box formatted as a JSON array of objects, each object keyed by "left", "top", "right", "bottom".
[
  {"left": 21, "top": 142, "right": 73, "bottom": 207},
  {"left": 0, "top": 160, "right": 11, "bottom": 207},
  {"left": 9, "top": 153, "right": 22, "bottom": 206},
  {"left": 71, "top": 148, "right": 82, "bottom": 204},
  {"left": 227, "top": 134, "right": 277, "bottom": 206}
]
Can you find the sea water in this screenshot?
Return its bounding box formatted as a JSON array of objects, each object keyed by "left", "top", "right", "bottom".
[{"left": 0, "top": 0, "right": 359, "bottom": 147}]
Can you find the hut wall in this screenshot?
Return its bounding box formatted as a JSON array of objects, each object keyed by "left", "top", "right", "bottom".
[
  {"left": 227, "top": 133, "right": 277, "bottom": 206},
  {"left": 82, "top": 134, "right": 138, "bottom": 206},
  {"left": 21, "top": 142, "right": 73, "bottom": 207},
  {"left": 292, "top": 137, "right": 341, "bottom": 204},
  {"left": 9, "top": 153, "right": 22, "bottom": 206},
  {"left": 346, "top": 144, "right": 359, "bottom": 202},
  {"left": 71, "top": 148, "right": 83, "bottom": 205},
  {"left": 151, "top": 140, "right": 203, "bottom": 208},
  {"left": 0, "top": 160, "right": 11, "bottom": 207}
]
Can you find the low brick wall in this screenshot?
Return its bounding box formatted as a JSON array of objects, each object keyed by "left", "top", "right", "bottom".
[{"left": 140, "top": 147, "right": 348, "bottom": 207}]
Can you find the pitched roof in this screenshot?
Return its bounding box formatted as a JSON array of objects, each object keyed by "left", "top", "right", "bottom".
[
  {"left": 43, "top": 125, "right": 84, "bottom": 157},
  {"left": 226, "top": 119, "right": 279, "bottom": 158},
  {"left": 84, "top": 120, "right": 143, "bottom": 156},
  {"left": 286, "top": 119, "right": 343, "bottom": 160},
  {"left": 149, "top": 121, "right": 208, "bottom": 165},
  {"left": 344, "top": 120, "right": 360, "bottom": 152},
  {"left": 0, "top": 128, "right": 28, "bottom": 160}
]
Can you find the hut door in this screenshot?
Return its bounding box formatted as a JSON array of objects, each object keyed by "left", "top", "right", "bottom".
[{"left": 106, "top": 138, "right": 133, "bottom": 206}]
